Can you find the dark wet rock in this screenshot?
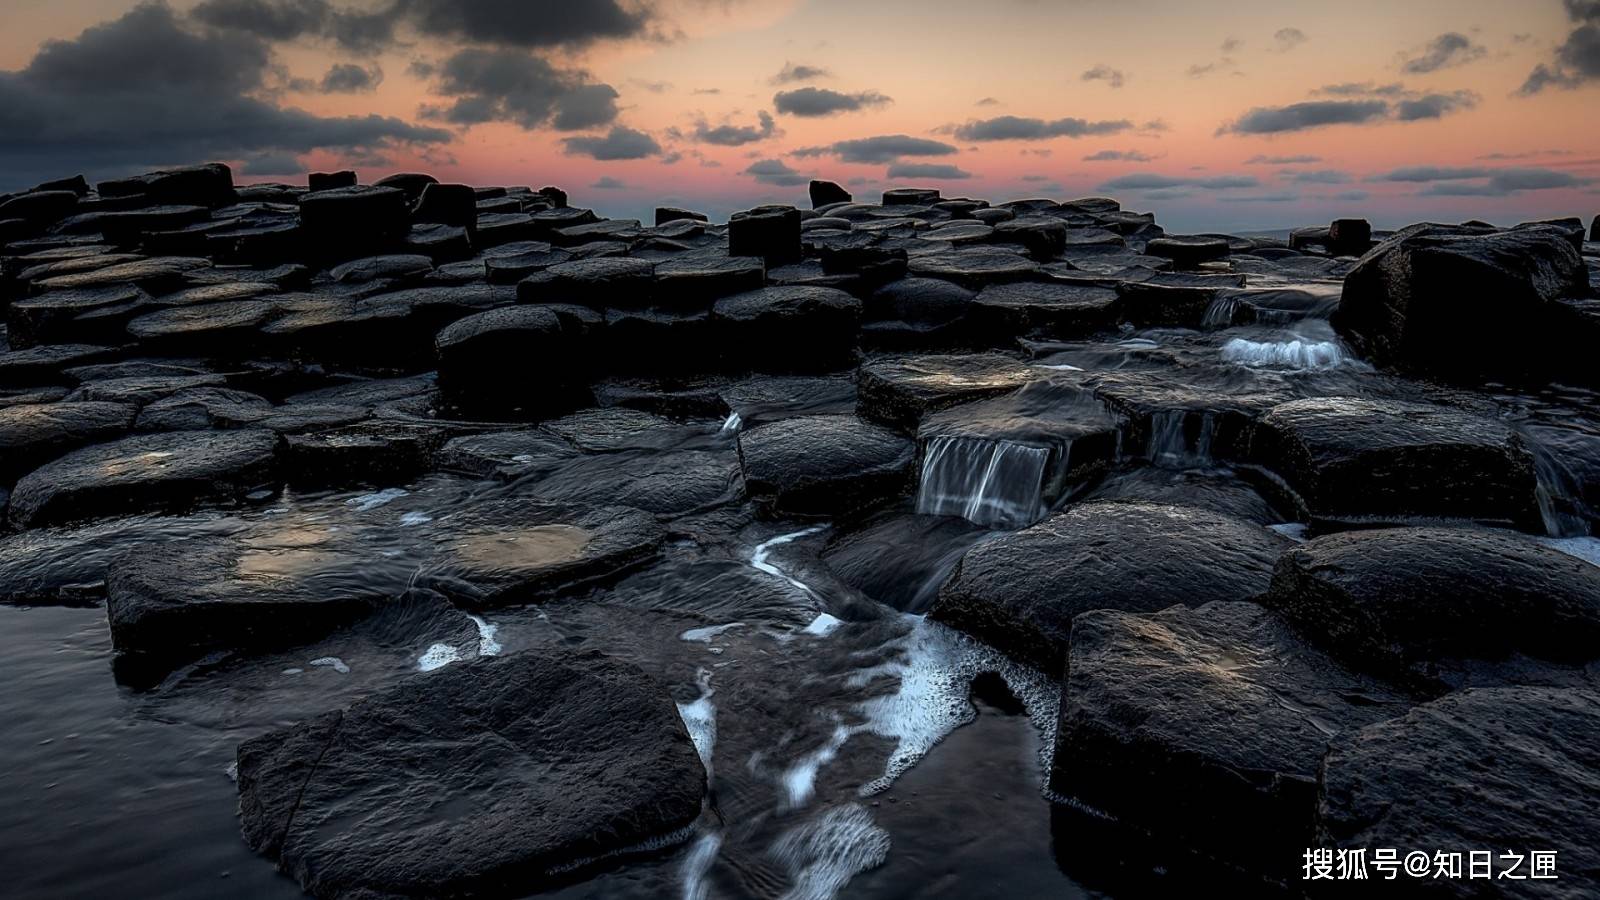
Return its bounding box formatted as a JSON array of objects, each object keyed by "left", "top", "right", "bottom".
[
  {"left": 932, "top": 501, "right": 1285, "bottom": 672},
  {"left": 1144, "top": 235, "right": 1230, "bottom": 267},
  {"left": 435, "top": 306, "right": 591, "bottom": 416},
  {"left": 472, "top": 212, "right": 541, "bottom": 247},
  {"left": 991, "top": 216, "right": 1068, "bottom": 260},
  {"left": 924, "top": 222, "right": 993, "bottom": 246},
  {"left": 1051, "top": 601, "right": 1409, "bottom": 878},
  {"left": 65, "top": 372, "right": 230, "bottom": 406},
  {"left": 0, "top": 190, "right": 79, "bottom": 226},
  {"left": 0, "top": 343, "right": 117, "bottom": 386},
  {"left": 729, "top": 205, "right": 802, "bottom": 264},
  {"left": 7, "top": 428, "right": 280, "bottom": 529},
  {"left": 1264, "top": 527, "right": 1600, "bottom": 691},
  {"left": 553, "top": 218, "right": 643, "bottom": 247},
  {"left": 810, "top": 180, "right": 852, "bottom": 208},
  {"left": 521, "top": 448, "right": 741, "bottom": 516},
  {"left": 856, "top": 353, "right": 1035, "bottom": 431},
  {"left": 1317, "top": 686, "right": 1600, "bottom": 896},
  {"left": 1592, "top": 213, "right": 1598, "bottom": 242},
  {"left": 126, "top": 299, "right": 282, "bottom": 356},
  {"left": 819, "top": 245, "right": 906, "bottom": 287},
  {"left": 237, "top": 651, "right": 705, "bottom": 899},
  {"left": 297, "top": 187, "right": 410, "bottom": 261},
  {"left": 737, "top": 414, "right": 914, "bottom": 517},
  {"left": 1085, "top": 370, "right": 1290, "bottom": 465},
  {"left": 712, "top": 285, "right": 861, "bottom": 372},
  {"left": 543, "top": 407, "right": 691, "bottom": 452},
  {"left": 284, "top": 422, "right": 448, "bottom": 488},
  {"left": 424, "top": 501, "right": 664, "bottom": 607},
  {"left": 864, "top": 277, "right": 974, "bottom": 337},
  {"left": 483, "top": 242, "right": 572, "bottom": 283},
  {"left": 132, "top": 387, "right": 273, "bottom": 431},
  {"left": 591, "top": 377, "right": 730, "bottom": 419},
  {"left": 519, "top": 257, "right": 656, "bottom": 307},
  {"left": 372, "top": 172, "right": 438, "bottom": 204},
  {"left": 0, "top": 401, "right": 138, "bottom": 481},
  {"left": 30, "top": 255, "right": 209, "bottom": 294},
  {"left": 907, "top": 247, "right": 1040, "bottom": 288},
  {"left": 1082, "top": 466, "right": 1286, "bottom": 525},
  {"left": 1326, "top": 218, "right": 1371, "bottom": 256},
  {"left": 328, "top": 254, "right": 432, "bottom": 284},
  {"left": 98, "top": 163, "right": 234, "bottom": 207},
  {"left": 601, "top": 308, "right": 717, "bottom": 375},
  {"left": 435, "top": 429, "right": 578, "bottom": 479},
  {"left": 654, "top": 207, "right": 708, "bottom": 226},
  {"left": 403, "top": 223, "right": 473, "bottom": 262},
  {"left": 1254, "top": 397, "right": 1541, "bottom": 529},
  {"left": 1332, "top": 224, "right": 1588, "bottom": 383},
  {"left": 307, "top": 171, "right": 356, "bottom": 192},
  {"left": 412, "top": 182, "right": 477, "bottom": 232},
  {"left": 883, "top": 188, "right": 940, "bottom": 206},
  {"left": 721, "top": 373, "right": 857, "bottom": 424},
  {"left": 1525, "top": 424, "right": 1600, "bottom": 531},
  {"left": 973, "top": 281, "right": 1119, "bottom": 339},
  {"left": 653, "top": 254, "right": 765, "bottom": 309},
  {"left": 1058, "top": 228, "right": 1127, "bottom": 251},
  {"left": 1114, "top": 281, "right": 1220, "bottom": 329},
  {"left": 972, "top": 208, "right": 1014, "bottom": 226}
]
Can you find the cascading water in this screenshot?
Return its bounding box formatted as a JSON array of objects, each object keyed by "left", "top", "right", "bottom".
[
  {"left": 1220, "top": 337, "right": 1347, "bottom": 370},
  {"left": 1145, "top": 411, "right": 1215, "bottom": 468},
  {"left": 1531, "top": 443, "right": 1593, "bottom": 538},
  {"left": 916, "top": 436, "right": 1051, "bottom": 529}
]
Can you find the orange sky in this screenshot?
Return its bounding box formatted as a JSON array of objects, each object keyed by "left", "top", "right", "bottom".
[{"left": 3, "top": 0, "right": 1598, "bottom": 230}]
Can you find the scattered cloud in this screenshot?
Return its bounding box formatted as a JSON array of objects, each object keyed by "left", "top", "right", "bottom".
[
  {"left": 1080, "top": 65, "right": 1126, "bottom": 88},
  {"left": 1517, "top": 0, "right": 1600, "bottom": 94},
  {"left": 1083, "top": 149, "right": 1156, "bottom": 162},
  {"left": 950, "top": 115, "right": 1133, "bottom": 141},
  {"left": 419, "top": 48, "right": 620, "bottom": 131},
  {"left": 1285, "top": 169, "right": 1353, "bottom": 184},
  {"left": 771, "top": 62, "right": 830, "bottom": 84},
  {"left": 1371, "top": 165, "right": 1494, "bottom": 182},
  {"left": 394, "top": 0, "right": 649, "bottom": 49},
  {"left": 743, "top": 158, "right": 810, "bottom": 186},
  {"left": 1400, "top": 32, "right": 1487, "bottom": 74},
  {"left": 1098, "top": 173, "right": 1260, "bottom": 191},
  {"left": 887, "top": 162, "right": 972, "bottom": 179},
  {"left": 1220, "top": 36, "right": 1244, "bottom": 53},
  {"left": 1274, "top": 28, "right": 1309, "bottom": 52},
  {"left": 1219, "top": 192, "right": 1300, "bottom": 203},
  {"left": 772, "top": 87, "right": 892, "bottom": 117},
  {"left": 190, "top": 0, "right": 395, "bottom": 52},
  {"left": 1315, "top": 82, "right": 1408, "bottom": 97},
  {"left": 1218, "top": 99, "right": 1389, "bottom": 134},
  {"left": 562, "top": 125, "right": 661, "bottom": 160},
  {"left": 693, "top": 110, "right": 775, "bottom": 145},
  {"left": 794, "top": 134, "right": 959, "bottom": 164},
  {"left": 590, "top": 175, "right": 628, "bottom": 189},
  {"left": 319, "top": 61, "right": 380, "bottom": 93},
  {"left": 1187, "top": 57, "right": 1239, "bottom": 78},
  {"left": 1245, "top": 154, "right": 1323, "bottom": 164},
  {"left": 1394, "top": 90, "right": 1480, "bottom": 120},
  {"left": 975, "top": 96, "right": 1000, "bottom": 106},
  {"left": 1372, "top": 164, "right": 1594, "bottom": 196}
]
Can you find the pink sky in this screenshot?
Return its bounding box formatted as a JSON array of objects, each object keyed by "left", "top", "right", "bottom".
[{"left": 3, "top": 0, "right": 1598, "bottom": 231}]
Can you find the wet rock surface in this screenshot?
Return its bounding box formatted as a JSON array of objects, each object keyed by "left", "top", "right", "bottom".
[{"left": 2, "top": 162, "right": 1598, "bottom": 900}]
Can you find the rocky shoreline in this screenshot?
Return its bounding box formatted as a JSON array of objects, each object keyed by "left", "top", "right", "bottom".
[{"left": 2, "top": 162, "right": 1598, "bottom": 898}]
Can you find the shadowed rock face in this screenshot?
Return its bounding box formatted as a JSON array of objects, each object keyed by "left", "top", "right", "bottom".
[
  {"left": 932, "top": 501, "right": 1287, "bottom": 673},
  {"left": 737, "top": 413, "right": 914, "bottom": 517},
  {"left": 237, "top": 651, "right": 707, "bottom": 900},
  {"left": 1318, "top": 686, "right": 1600, "bottom": 898}
]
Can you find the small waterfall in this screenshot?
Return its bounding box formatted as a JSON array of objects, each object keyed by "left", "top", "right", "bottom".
[
  {"left": 916, "top": 436, "right": 1051, "bottom": 529},
  {"left": 1531, "top": 445, "right": 1592, "bottom": 538},
  {"left": 1220, "top": 337, "right": 1347, "bottom": 370},
  {"left": 1145, "top": 410, "right": 1215, "bottom": 468},
  {"left": 1202, "top": 295, "right": 1243, "bottom": 328}
]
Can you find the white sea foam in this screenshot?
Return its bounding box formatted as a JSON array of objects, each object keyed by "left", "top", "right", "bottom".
[
  {"left": 417, "top": 642, "right": 462, "bottom": 672},
  {"left": 680, "top": 831, "right": 723, "bottom": 900},
  {"left": 399, "top": 511, "right": 433, "bottom": 526},
  {"left": 681, "top": 622, "right": 744, "bottom": 643},
  {"left": 468, "top": 614, "right": 501, "bottom": 656},
  {"left": 802, "top": 613, "right": 842, "bottom": 636},
  {"left": 770, "top": 804, "right": 891, "bottom": 900},
  {"left": 1268, "top": 523, "right": 1310, "bottom": 542},
  {"left": 1542, "top": 536, "right": 1600, "bottom": 568},
  {"left": 347, "top": 488, "right": 408, "bottom": 511},
  {"left": 720, "top": 412, "right": 743, "bottom": 434},
  {"left": 751, "top": 526, "right": 827, "bottom": 598},
  {"left": 677, "top": 669, "right": 717, "bottom": 781},
  {"left": 309, "top": 656, "right": 350, "bottom": 674},
  {"left": 1221, "top": 337, "right": 1347, "bottom": 370}
]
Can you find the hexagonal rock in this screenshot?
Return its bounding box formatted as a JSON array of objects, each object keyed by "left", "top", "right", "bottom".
[
  {"left": 906, "top": 247, "right": 1041, "bottom": 289},
  {"left": 883, "top": 188, "right": 940, "bottom": 206},
  {"left": 737, "top": 414, "right": 914, "bottom": 517},
  {"left": 7, "top": 428, "right": 280, "bottom": 529},
  {"left": 1331, "top": 224, "right": 1587, "bottom": 383},
  {"left": 653, "top": 254, "right": 766, "bottom": 309},
  {"left": 420, "top": 501, "right": 664, "bottom": 608},
  {"left": 711, "top": 285, "right": 862, "bottom": 372},
  {"left": 1145, "top": 235, "right": 1230, "bottom": 266},
  {"left": 434, "top": 429, "right": 578, "bottom": 480},
  {"left": 1051, "top": 602, "right": 1409, "bottom": 877},
  {"left": 435, "top": 306, "right": 591, "bottom": 416},
  {"left": 307, "top": 171, "right": 356, "bottom": 192},
  {"left": 297, "top": 186, "right": 411, "bottom": 259},
  {"left": 517, "top": 257, "right": 656, "bottom": 307},
  {"left": 856, "top": 353, "right": 1035, "bottom": 431},
  {"left": 931, "top": 501, "right": 1286, "bottom": 672},
  {"left": 729, "top": 205, "right": 802, "bottom": 264},
  {"left": 0, "top": 401, "right": 138, "bottom": 481},
  {"left": 1263, "top": 527, "right": 1600, "bottom": 691},
  {"left": 1318, "top": 686, "right": 1600, "bottom": 898},
  {"left": 810, "top": 180, "right": 851, "bottom": 208},
  {"left": 237, "top": 651, "right": 706, "bottom": 900},
  {"left": 97, "top": 163, "right": 234, "bottom": 207},
  {"left": 972, "top": 282, "right": 1119, "bottom": 339},
  {"left": 1253, "top": 397, "right": 1541, "bottom": 529},
  {"left": 991, "top": 216, "right": 1068, "bottom": 260}
]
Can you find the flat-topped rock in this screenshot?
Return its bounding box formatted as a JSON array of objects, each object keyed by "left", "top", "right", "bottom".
[
  {"left": 1052, "top": 601, "right": 1409, "bottom": 876},
  {"left": 1145, "top": 235, "right": 1230, "bottom": 266},
  {"left": 932, "top": 501, "right": 1286, "bottom": 672},
  {"left": 973, "top": 281, "right": 1119, "bottom": 339},
  {"left": 653, "top": 254, "right": 765, "bottom": 308},
  {"left": 434, "top": 429, "right": 578, "bottom": 479},
  {"left": 1254, "top": 397, "right": 1541, "bottom": 529},
  {"left": 0, "top": 401, "right": 138, "bottom": 482},
  {"left": 907, "top": 247, "right": 1041, "bottom": 288},
  {"left": 1318, "top": 686, "right": 1600, "bottom": 898},
  {"left": 1264, "top": 526, "right": 1600, "bottom": 691},
  {"left": 237, "top": 651, "right": 706, "bottom": 899},
  {"left": 435, "top": 306, "right": 591, "bottom": 416},
  {"left": 712, "top": 285, "right": 861, "bottom": 372},
  {"left": 729, "top": 205, "right": 801, "bottom": 264},
  {"left": 7, "top": 428, "right": 279, "bottom": 529},
  {"left": 856, "top": 353, "right": 1035, "bottom": 430},
  {"left": 737, "top": 413, "right": 914, "bottom": 517}
]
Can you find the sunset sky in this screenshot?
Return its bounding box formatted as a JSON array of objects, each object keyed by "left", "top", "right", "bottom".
[{"left": 2, "top": 0, "right": 1598, "bottom": 231}]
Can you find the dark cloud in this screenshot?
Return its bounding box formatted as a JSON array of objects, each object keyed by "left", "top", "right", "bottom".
[
  {"left": 886, "top": 162, "right": 972, "bottom": 179},
  {"left": 1315, "top": 81, "right": 1407, "bottom": 97},
  {"left": 420, "top": 48, "right": 619, "bottom": 131},
  {"left": 798, "top": 134, "right": 959, "bottom": 164},
  {"left": 590, "top": 175, "right": 628, "bottom": 189},
  {"left": 743, "top": 158, "right": 810, "bottom": 186},
  {"left": 239, "top": 151, "right": 305, "bottom": 176},
  {"left": 1083, "top": 149, "right": 1155, "bottom": 162},
  {"left": 561, "top": 125, "right": 661, "bottom": 160},
  {"left": 975, "top": 96, "right": 1000, "bottom": 106},
  {"left": 1245, "top": 154, "right": 1322, "bottom": 164},
  {"left": 0, "top": 2, "right": 449, "bottom": 189},
  {"left": 1217, "top": 99, "right": 1389, "bottom": 134},
  {"left": 951, "top": 115, "right": 1133, "bottom": 141},
  {"left": 1418, "top": 168, "right": 1594, "bottom": 196},
  {"left": 1518, "top": 1, "right": 1600, "bottom": 94},
  {"left": 771, "top": 62, "right": 831, "bottom": 84},
  {"left": 1333, "top": 190, "right": 1371, "bottom": 201},
  {"left": 398, "top": 0, "right": 650, "bottom": 48},
  {"left": 772, "top": 87, "right": 891, "bottom": 117},
  {"left": 1400, "top": 32, "right": 1486, "bottom": 74},
  {"left": 1371, "top": 166, "right": 1493, "bottom": 182},
  {"left": 1098, "top": 173, "right": 1259, "bottom": 191},
  {"left": 1220, "top": 36, "right": 1244, "bottom": 53},
  {"left": 1274, "top": 28, "right": 1309, "bottom": 51},
  {"left": 1285, "top": 169, "right": 1352, "bottom": 184},
  {"left": 190, "top": 0, "right": 395, "bottom": 53},
  {"left": 1394, "top": 90, "right": 1480, "bottom": 120},
  {"left": 1219, "top": 192, "right": 1299, "bottom": 203},
  {"left": 693, "top": 110, "right": 775, "bottom": 145},
  {"left": 1080, "top": 65, "right": 1126, "bottom": 88},
  {"left": 320, "top": 62, "right": 381, "bottom": 93}
]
